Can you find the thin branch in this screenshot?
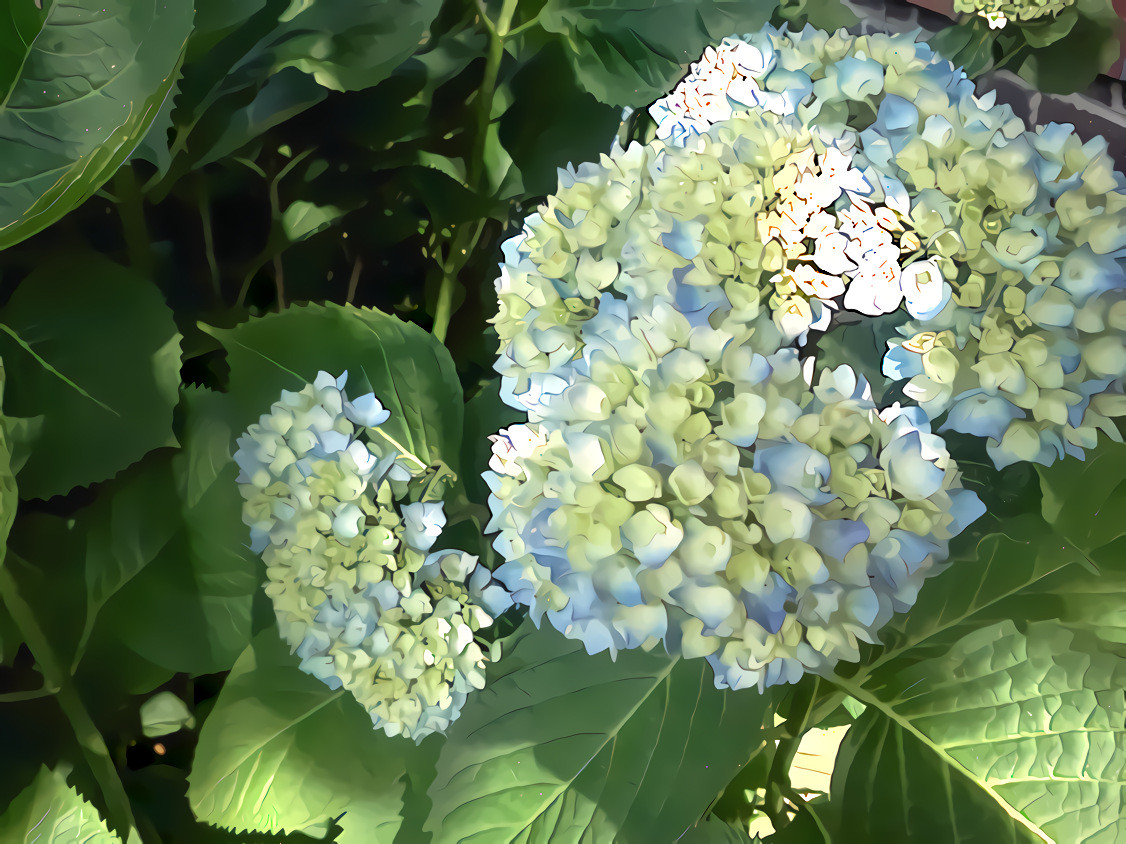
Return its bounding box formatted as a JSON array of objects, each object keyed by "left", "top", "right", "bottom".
[
  {"left": 272, "top": 254, "right": 286, "bottom": 311},
  {"left": 196, "top": 176, "right": 221, "bottom": 301},
  {"left": 346, "top": 255, "right": 363, "bottom": 304},
  {"left": 0, "top": 685, "right": 59, "bottom": 703},
  {"left": 112, "top": 163, "right": 154, "bottom": 278}
]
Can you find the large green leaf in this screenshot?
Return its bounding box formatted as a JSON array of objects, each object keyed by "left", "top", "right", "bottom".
[
  {"left": 817, "top": 439, "right": 1126, "bottom": 843},
  {"left": 426, "top": 621, "right": 777, "bottom": 843},
  {"left": 537, "top": 0, "right": 781, "bottom": 106},
  {"left": 0, "top": 766, "right": 122, "bottom": 843},
  {"left": 204, "top": 302, "right": 464, "bottom": 473},
  {"left": 829, "top": 710, "right": 1039, "bottom": 842},
  {"left": 75, "top": 388, "right": 261, "bottom": 678},
  {"left": 77, "top": 455, "right": 183, "bottom": 662},
  {"left": 188, "top": 631, "right": 410, "bottom": 839},
  {"left": 0, "top": 0, "right": 193, "bottom": 250},
  {"left": 833, "top": 618, "right": 1125, "bottom": 844},
  {"left": 0, "top": 254, "right": 181, "bottom": 500}
]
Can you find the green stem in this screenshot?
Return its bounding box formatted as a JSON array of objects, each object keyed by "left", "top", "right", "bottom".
[
  {"left": 0, "top": 556, "right": 139, "bottom": 842},
  {"left": 431, "top": 218, "right": 488, "bottom": 343},
  {"left": 467, "top": 0, "right": 516, "bottom": 191},
  {"left": 0, "top": 685, "right": 58, "bottom": 703},
  {"left": 430, "top": 0, "right": 516, "bottom": 342},
  {"left": 196, "top": 176, "right": 222, "bottom": 302},
  {"left": 430, "top": 248, "right": 457, "bottom": 344},
  {"left": 765, "top": 678, "right": 820, "bottom": 829},
  {"left": 346, "top": 255, "right": 363, "bottom": 304},
  {"left": 373, "top": 428, "right": 428, "bottom": 471},
  {"left": 272, "top": 254, "right": 286, "bottom": 312},
  {"left": 113, "top": 164, "right": 154, "bottom": 278},
  {"left": 236, "top": 173, "right": 286, "bottom": 309},
  {"left": 505, "top": 13, "right": 541, "bottom": 39}
]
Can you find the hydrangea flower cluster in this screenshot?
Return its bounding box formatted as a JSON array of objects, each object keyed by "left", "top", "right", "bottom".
[
  {"left": 649, "top": 25, "right": 1126, "bottom": 469},
  {"left": 485, "top": 105, "right": 986, "bottom": 687},
  {"left": 485, "top": 341, "right": 983, "bottom": 688},
  {"left": 754, "top": 143, "right": 946, "bottom": 339},
  {"left": 234, "top": 372, "right": 512, "bottom": 740},
  {"left": 953, "top": 0, "right": 1077, "bottom": 29}
]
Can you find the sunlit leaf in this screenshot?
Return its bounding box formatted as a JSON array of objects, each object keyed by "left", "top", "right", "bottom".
[
  {"left": 188, "top": 631, "right": 411, "bottom": 838},
  {"left": 818, "top": 439, "right": 1126, "bottom": 842},
  {"left": 0, "top": 766, "right": 122, "bottom": 843},
  {"left": 203, "top": 302, "right": 464, "bottom": 473},
  {"left": 426, "top": 620, "right": 777, "bottom": 843},
  {"left": 282, "top": 199, "right": 347, "bottom": 243}
]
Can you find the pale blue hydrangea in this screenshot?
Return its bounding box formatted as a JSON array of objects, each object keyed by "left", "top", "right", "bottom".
[
  {"left": 651, "top": 24, "right": 1126, "bottom": 468},
  {"left": 234, "top": 372, "right": 510, "bottom": 740},
  {"left": 488, "top": 162, "right": 985, "bottom": 688}
]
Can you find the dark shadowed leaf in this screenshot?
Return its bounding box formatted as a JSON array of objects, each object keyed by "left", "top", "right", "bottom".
[
  {"left": 772, "top": 0, "right": 859, "bottom": 32},
  {"left": 1015, "top": 0, "right": 1122, "bottom": 93},
  {"left": 0, "top": 254, "right": 181, "bottom": 500},
  {"left": 498, "top": 41, "right": 622, "bottom": 197}
]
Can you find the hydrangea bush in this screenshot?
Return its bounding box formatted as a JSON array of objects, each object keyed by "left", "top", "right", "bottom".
[
  {"left": 233, "top": 371, "right": 511, "bottom": 739},
  {"left": 3, "top": 2, "right": 1125, "bottom": 842}
]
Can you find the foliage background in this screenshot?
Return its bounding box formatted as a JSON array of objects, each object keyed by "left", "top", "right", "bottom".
[{"left": 0, "top": 0, "right": 1124, "bottom": 842}]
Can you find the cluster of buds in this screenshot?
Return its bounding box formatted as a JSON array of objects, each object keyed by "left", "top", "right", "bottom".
[{"left": 235, "top": 372, "right": 512, "bottom": 740}]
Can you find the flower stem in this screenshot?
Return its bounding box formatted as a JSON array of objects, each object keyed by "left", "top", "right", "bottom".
[
  {"left": 0, "top": 555, "right": 140, "bottom": 842},
  {"left": 196, "top": 175, "right": 222, "bottom": 302},
  {"left": 765, "top": 678, "right": 820, "bottom": 831},
  {"left": 431, "top": 218, "right": 488, "bottom": 343},
  {"left": 113, "top": 163, "right": 154, "bottom": 279},
  {"left": 431, "top": 0, "right": 517, "bottom": 343}
]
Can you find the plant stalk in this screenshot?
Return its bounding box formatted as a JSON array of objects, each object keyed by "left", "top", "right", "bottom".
[
  {"left": 113, "top": 164, "right": 154, "bottom": 279},
  {"left": 431, "top": 0, "right": 517, "bottom": 342},
  {"left": 0, "top": 556, "right": 140, "bottom": 842}
]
